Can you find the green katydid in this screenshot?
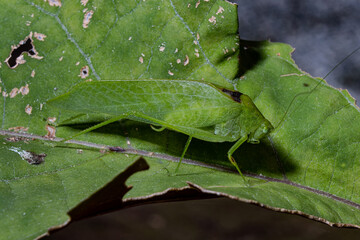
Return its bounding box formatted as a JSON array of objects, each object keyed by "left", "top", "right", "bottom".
[{"left": 46, "top": 79, "right": 273, "bottom": 180}]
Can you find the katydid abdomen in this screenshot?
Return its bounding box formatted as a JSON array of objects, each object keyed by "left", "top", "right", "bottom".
[{"left": 46, "top": 79, "right": 273, "bottom": 178}]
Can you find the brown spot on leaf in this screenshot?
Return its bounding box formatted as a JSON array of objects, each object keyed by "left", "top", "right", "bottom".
[
  {"left": 16, "top": 55, "right": 26, "bottom": 65},
  {"left": 34, "top": 32, "right": 46, "bottom": 41},
  {"left": 9, "top": 147, "right": 46, "bottom": 165},
  {"left": 9, "top": 88, "right": 19, "bottom": 98},
  {"left": 5, "top": 32, "right": 43, "bottom": 69},
  {"left": 81, "top": 0, "right": 89, "bottom": 6},
  {"left": 216, "top": 6, "right": 225, "bottom": 15},
  {"left": 208, "top": 16, "right": 216, "bottom": 24},
  {"left": 83, "top": 10, "right": 94, "bottom": 28},
  {"left": 19, "top": 84, "right": 30, "bottom": 96},
  {"left": 27, "top": 152, "right": 46, "bottom": 164},
  {"left": 184, "top": 55, "right": 189, "bottom": 66},
  {"left": 45, "top": 0, "right": 62, "bottom": 7},
  {"left": 8, "top": 126, "right": 29, "bottom": 132},
  {"left": 6, "top": 136, "right": 31, "bottom": 143},
  {"left": 45, "top": 125, "right": 56, "bottom": 139},
  {"left": 195, "top": 1, "right": 200, "bottom": 8},
  {"left": 79, "top": 66, "right": 89, "bottom": 79},
  {"left": 47, "top": 117, "right": 57, "bottom": 124},
  {"left": 25, "top": 104, "right": 32, "bottom": 115}
]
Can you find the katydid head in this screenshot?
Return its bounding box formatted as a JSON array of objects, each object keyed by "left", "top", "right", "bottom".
[
  {"left": 236, "top": 94, "right": 274, "bottom": 143},
  {"left": 215, "top": 89, "right": 274, "bottom": 143}
]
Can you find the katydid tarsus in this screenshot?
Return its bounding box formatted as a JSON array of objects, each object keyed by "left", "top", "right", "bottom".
[{"left": 46, "top": 79, "right": 273, "bottom": 180}]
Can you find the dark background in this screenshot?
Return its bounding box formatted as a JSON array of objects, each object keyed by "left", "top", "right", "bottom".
[
  {"left": 45, "top": 1, "right": 360, "bottom": 239},
  {"left": 237, "top": 0, "right": 360, "bottom": 101}
]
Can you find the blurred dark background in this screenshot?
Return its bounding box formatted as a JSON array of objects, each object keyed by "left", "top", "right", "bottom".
[
  {"left": 237, "top": 0, "right": 360, "bottom": 101},
  {"left": 44, "top": 1, "right": 360, "bottom": 239}
]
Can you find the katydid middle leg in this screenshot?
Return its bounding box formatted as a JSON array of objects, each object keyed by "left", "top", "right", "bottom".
[{"left": 175, "top": 136, "right": 193, "bottom": 173}]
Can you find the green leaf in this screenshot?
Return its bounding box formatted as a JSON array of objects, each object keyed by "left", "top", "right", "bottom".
[
  {"left": 1, "top": 0, "right": 360, "bottom": 239},
  {"left": 236, "top": 40, "right": 360, "bottom": 197},
  {"left": 0, "top": 134, "right": 146, "bottom": 239}
]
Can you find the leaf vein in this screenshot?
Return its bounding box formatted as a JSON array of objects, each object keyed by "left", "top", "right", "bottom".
[
  {"left": 168, "top": 0, "right": 231, "bottom": 83},
  {"left": 90, "top": 0, "right": 143, "bottom": 58},
  {"left": 25, "top": 0, "right": 100, "bottom": 80}
]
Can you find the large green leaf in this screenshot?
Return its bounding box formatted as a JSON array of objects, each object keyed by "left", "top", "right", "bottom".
[{"left": 1, "top": 1, "right": 360, "bottom": 239}]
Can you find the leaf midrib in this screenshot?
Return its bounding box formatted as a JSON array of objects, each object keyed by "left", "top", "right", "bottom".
[{"left": 1, "top": 129, "right": 359, "bottom": 211}]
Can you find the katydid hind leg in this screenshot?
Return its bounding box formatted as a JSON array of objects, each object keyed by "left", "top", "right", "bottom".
[
  {"left": 175, "top": 136, "right": 193, "bottom": 173},
  {"left": 62, "top": 113, "right": 132, "bottom": 141},
  {"left": 227, "top": 135, "right": 248, "bottom": 183},
  {"left": 63, "top": 111, "right": 173, "bottom": 141}
]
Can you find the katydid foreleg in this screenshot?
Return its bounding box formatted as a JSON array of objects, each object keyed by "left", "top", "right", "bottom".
[{"left": 227, "top": 135, "right": 248, "bottom": 181}]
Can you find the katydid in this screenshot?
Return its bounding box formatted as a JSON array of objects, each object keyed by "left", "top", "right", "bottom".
[{"left": 46, "top": 79, "right": 273, "bottom": 180}]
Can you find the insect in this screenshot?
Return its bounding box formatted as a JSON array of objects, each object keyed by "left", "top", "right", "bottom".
[{"left": 46, "top": 79, "right": 273, "bottom": 181}]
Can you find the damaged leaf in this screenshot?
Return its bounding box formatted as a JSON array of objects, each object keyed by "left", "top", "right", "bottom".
[{"left": 1, "top": 1, "right": 360, "bottom": 240}]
